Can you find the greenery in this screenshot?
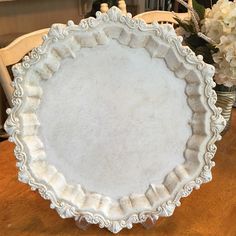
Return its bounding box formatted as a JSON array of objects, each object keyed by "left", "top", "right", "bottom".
[
  {"left": 192, "top": 0, "right": 205, "bottom": 20},
  {"left": 174, "top": 0, "right": 236, "bottom": 92},
  {"left": 174, "top": 0, "right": 217, "bottom": 64}
]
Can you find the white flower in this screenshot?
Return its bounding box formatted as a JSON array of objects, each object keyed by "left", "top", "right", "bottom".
[
  {"left": 202, "top": 0, "right": 236, "bottom": 43},
  {"left": 201, "top": 0, "right": 236, "bottom": 87},
  {"left": 213, "top": 42, "right": 236, "bottom": 86},
  {"left": 202, "top": 20, "right": 226, "bottom": 44}
]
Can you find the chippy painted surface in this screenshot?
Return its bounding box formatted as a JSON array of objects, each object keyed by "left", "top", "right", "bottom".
[{"left": 5, "top": 7, "right": 226, "bottom": 234}]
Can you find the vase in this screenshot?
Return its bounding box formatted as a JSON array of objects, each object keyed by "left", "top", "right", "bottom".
[{"left": 215, "top": 90, "right": 236, "bottom": 134}]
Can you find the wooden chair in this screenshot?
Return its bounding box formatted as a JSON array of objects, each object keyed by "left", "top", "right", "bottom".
[
  {"left": 134, "top": 0, "right": 192, "bottom": 25},
  {"left": 0, "top": 28, "right": 49, "bottom": 107}
]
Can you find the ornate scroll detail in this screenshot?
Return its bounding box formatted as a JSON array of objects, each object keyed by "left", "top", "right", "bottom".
[{"left": 4, "top": 7, "right": 225, "bottom": 233}]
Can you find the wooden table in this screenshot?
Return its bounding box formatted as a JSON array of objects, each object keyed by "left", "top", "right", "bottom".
[{"left": 1, "top": 110, "right": 236, "bottom": 236}]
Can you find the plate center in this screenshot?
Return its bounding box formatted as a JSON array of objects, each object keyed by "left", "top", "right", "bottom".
[{"left": 37, "top": 40, "right": 192, "bottom": 199}]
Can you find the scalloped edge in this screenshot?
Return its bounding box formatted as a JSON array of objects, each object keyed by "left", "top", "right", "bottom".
[{"left": 4, "top": 7, "right": 226, "bottom": 234}]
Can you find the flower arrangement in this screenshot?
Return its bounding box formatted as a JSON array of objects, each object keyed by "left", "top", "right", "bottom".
[
  {"left": 175, "top": 0, "right": 236, "bottom": 132},
  {"left": 175, "top": 0, "right": 236, "bottom": 88}
]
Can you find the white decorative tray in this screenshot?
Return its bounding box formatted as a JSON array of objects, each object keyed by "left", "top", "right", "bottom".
[{"left": 5, "top": 7, "right": 226, "bottom": 234}]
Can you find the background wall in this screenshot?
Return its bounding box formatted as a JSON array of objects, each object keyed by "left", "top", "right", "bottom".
[
  {"left": 0, "top": 0, "right": 93, "bottom": 47},
  {"left": 0, "top": 0, "right": 146, "bottom": 47}
]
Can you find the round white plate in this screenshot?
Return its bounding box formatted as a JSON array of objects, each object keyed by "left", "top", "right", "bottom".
[{"left": 5, "top": 7, "right": 225, "bottom": 233}]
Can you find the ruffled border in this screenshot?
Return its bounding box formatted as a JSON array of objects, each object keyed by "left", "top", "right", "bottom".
[{"left": 4, "top": 7, "right": 226, "bottom": 233}]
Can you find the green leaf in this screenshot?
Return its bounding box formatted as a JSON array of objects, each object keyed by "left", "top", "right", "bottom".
[
  {"left": 186, "top": 34, "right": 206, "bottom": 47},
  {"left": 173, "top": 17, "right": 194, "bottom": 33},
  {"left": 192, "top": 0, "right": 205, "bottom": 20}
]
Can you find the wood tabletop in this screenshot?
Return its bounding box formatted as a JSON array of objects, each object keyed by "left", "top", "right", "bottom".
[{"left": 1, "top": 110, "right": 236, "bottom": 236}]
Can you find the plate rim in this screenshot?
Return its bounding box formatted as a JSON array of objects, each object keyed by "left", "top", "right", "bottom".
[{"left": 4, "top": 6, "right": 226, "bottom": 234}]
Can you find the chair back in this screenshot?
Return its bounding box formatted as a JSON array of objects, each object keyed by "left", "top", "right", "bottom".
[{"left": 0, "top": 28, "right": 49, "bottom": 106}]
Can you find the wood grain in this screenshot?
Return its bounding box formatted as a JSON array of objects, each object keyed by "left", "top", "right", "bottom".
[{"left": 0, "top": 109, "right": 236, "bottom": 236}]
